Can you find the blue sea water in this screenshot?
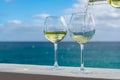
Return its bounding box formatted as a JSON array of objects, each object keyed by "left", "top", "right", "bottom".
[{"left": 0, "top": 42, "right": 120, "bottom": 69}]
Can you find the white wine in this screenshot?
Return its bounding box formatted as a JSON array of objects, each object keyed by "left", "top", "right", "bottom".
[
  {"left": 109, "top": 0, "right": 120, "bottom": 8},
  {"left": 44, "top": 31, "right": 67, "bottom": 43},
  {"left": 88, "top": 0, "right": 120, "bottom": 8},
  {"left": 70, "top": 30, "right": 95, "bottom": 44}
]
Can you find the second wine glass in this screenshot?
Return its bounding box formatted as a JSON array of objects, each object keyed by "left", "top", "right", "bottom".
[
  {"left": 69, "top": 12, "right": 95, "bottom": 73},
  {"left": 44, "top": 16, "right": 67, "bottom": 70}
]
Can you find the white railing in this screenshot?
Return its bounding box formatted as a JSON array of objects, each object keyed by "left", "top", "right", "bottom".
[{"left": 0, "top": 63, "right": 120, "bottom": 80}]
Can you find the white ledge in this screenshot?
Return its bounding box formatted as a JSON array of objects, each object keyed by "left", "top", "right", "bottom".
[{"left": 0, "top": 63, "right": 120, "bottom": 80}]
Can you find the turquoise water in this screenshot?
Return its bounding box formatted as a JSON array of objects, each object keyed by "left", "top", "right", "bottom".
[{"left": 0, "top": 42, "right": 120, "bottom": 69}]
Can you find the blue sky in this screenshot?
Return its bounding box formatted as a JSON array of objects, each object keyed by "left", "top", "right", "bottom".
[{"left": 0, "top": 0, "right": 120, "bottom": 41}]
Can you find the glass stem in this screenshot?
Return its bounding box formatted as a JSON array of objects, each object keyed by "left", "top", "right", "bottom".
[
  {"left": 54, "top": 43, "right": 59, "bottom": 68},
  {"left": 80, "top": 44, "right": 84, "bottom": 71}
]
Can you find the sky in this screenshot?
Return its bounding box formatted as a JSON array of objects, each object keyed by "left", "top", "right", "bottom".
[{"left": 0, "top": 0, "right": 120, "bottom": 42}]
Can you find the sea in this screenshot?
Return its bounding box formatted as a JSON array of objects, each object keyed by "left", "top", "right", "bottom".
[{"left": 0, "top": 42, "right": 120, "bottom": 69}]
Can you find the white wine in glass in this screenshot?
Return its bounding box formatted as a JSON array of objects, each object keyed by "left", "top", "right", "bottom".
[
  {"left": 44, "top": 16, "right": 67, "bottom": 70},
  {"left": 44, "top": 31, "right": 67, "bottom": 43},
  {"left": 69, "top": 12, "right": 95, "bottom": 73}
]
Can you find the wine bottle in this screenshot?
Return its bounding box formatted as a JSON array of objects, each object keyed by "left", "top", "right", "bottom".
[{"left": 88, "top": 0, "right": 120, "bottom": 8}]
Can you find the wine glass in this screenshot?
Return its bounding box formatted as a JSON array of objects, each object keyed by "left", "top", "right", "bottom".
[
  {"left": 44, "top": 16, "right": 67, "bottom": 70},
  {"left": 69, "top": 12, "right": 95, "bottom": 73}
]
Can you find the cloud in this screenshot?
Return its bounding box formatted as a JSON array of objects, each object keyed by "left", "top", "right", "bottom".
[
  {"left": 31, "top": 13, "right": 51, "bottom": 27},
  {"left": 33, "top": 13, "right": 50, "bottom": 19},
  {"left": 63, "top": 0, "right": 120, "bottom": 41},
  {"left": 64, "top": 0, "right": 120, "bottom": 28},
  {"left": 8, "top": 20, "right": 22, "bottom": 25},
  {"left": 63, "top": 0, "right": 87, "bottom": 13},
  {"left": 0, "top": 24, "right": 4, "bottom": 27},
  {"left": 32, "top": 19, "right": 44, "bottom": 26},
  {"left": 108, "top": 11, "right": 120, "bottom": 18},
  {"left": 6, "top": 20, "right": 31, "bottom": 28},
  {"left": 5, "top": 19, "right": 43, "bottom": 28},
  {"left": 0, "top": 26, "right": 43, "bottom": 41},
  {"left": 4, "top": 0, "right": 12, "bottom": 2}
]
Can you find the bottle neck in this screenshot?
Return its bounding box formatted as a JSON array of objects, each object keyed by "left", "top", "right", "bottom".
[{"left": 88, "top": 0, "right": 108, "bottom": 5}]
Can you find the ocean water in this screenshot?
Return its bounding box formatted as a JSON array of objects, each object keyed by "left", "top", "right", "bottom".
[{"left": 0, "top": 42, "right": 120, "bottom": 69}]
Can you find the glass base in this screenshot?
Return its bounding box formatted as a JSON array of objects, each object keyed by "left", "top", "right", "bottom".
[
  {"left": 49, "top": 66, "right": 63, "bottom": 70},
  {"left": 71, "top": 68, "right": 92, "bottom": 74}
]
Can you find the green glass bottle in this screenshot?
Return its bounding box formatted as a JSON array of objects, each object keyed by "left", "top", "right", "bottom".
[{"left": 88, "top": 0, "right": 120, "bottom": 8}]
